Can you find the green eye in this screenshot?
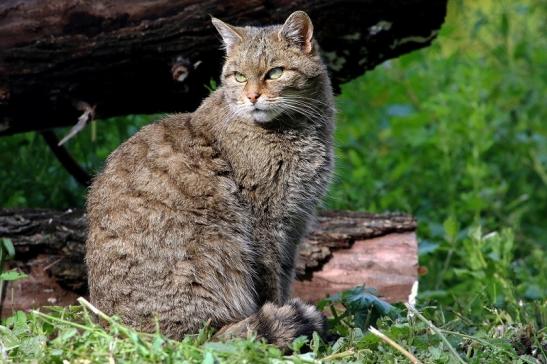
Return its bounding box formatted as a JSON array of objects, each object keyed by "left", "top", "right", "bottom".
[
  {"left": 266, "top": 67, "right": 284, "bottom": 80},
  {"left": 234, "top": 72, "right": 247, "bottom": 83}
]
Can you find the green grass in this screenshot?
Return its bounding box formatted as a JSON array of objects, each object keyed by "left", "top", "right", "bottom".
[
  {"left": 1, "top": 288, "right": 543, "bottom": 363},
  {"left": 1, "top": 0, "right": 546, "bottom": 362}
]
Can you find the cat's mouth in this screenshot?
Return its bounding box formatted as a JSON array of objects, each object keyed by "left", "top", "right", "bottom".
[{"left": 250, "top": 107, "right": 280, "bottom": 123}]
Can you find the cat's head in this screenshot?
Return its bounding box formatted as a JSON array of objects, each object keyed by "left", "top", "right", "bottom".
[{"left": 212, "top": 11, "right": 327, "bottom": 124}]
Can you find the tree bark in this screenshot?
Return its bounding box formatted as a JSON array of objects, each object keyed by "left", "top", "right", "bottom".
[
  {"left": 0, "top": 208, "right": 417, "bottom": 315},
  {"left": 0, "top": 0, "right": 447, "bottom": 136}
]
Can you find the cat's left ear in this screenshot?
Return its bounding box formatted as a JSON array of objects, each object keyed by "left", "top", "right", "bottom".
[
  {"left": 278, "top": 11, "right": 314, "bottom": 54},
  {"left": 211, "top": 17, "right": 243, "bottom": 53}
]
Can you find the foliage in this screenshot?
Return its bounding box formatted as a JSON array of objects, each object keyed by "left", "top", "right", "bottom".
[
  {"left": 317, "top": 286, "right": 398, "bottom": 335},
  {"left": 0, "top": 238, "right": 26, "bottom": 282},
  {"left": 0, "top": 115, "right": 155, "bottom": 207},
  {"left": 328, "top": 0, "right": 546, "bottom": 322},
  {"left": 0, "top": 238, "right": 27, "bottom": 314},
  {"left": 1, "top": 289, "right": 543, "bottom": 363},
  {"left": 0, "top": 0, "right": 546, "bottom": 362}
]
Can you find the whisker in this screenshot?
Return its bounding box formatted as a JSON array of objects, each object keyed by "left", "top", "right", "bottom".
[
  {"left": 276, "top": 102, "right": 323, "bottom": 122},
  {"left": 279, "top": 95, "right": 336, "bottom": 111},
  {"left": 278, "top": 97, "right": 329, "bottom": 113},
  {"left": 277, "top": 99, "right": 325, "bottom": 119}
]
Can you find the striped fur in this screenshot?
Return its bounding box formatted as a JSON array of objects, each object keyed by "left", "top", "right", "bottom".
[{"left": 86, "top": 11, "right": 334, "bottom": 349}]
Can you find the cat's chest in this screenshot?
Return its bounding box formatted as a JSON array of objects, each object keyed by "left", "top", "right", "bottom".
[{"left": 235, "top": 136, "right": 330, "bottom": 216}]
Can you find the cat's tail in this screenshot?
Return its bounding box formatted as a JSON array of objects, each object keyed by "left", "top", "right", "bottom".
[{"left": 214, "top": 297, "right": 326, "bottom": 349}]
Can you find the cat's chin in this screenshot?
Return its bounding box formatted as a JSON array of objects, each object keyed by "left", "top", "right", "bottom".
[{"left": 251, "top": 109, "right": 278, "bottom": 124}]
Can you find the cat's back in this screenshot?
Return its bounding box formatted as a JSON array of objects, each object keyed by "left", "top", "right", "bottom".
[
  {"left": 86, "top": 112, "right": 236, "bottom": 244},
  {"left": 90, "top": 113, "right": 224, "bottom": 196}
]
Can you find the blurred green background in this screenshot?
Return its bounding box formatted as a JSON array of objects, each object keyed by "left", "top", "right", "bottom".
[{"left": 1, "top": 0, "right": 545, "bottom": 333}]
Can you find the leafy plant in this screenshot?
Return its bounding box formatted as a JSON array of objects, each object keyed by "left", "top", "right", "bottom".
[
  {"left": 318, "top": 286, "right": 398, "bottom": 336},
  {"left": 328, "top": 0, "right": 546, "bottom": 316},
  {"left": 0, "top": 238, "right": 27, "bottom": 312}
]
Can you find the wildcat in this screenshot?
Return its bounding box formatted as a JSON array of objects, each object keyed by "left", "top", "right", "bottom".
[{"left": 86, "top": 11, "right": 335, "bottom": 348}]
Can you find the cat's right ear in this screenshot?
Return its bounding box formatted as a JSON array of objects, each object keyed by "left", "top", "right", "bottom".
[
  {"left": 279, "top": 11, "right": 314, "bottom": 54},
  {"left": 211, "top": 17, "right": 243, "bottom": 53}
]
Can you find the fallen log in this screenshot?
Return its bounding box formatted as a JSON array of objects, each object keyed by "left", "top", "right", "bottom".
[
  {"left": 0, "top": 0, "right": 447, "bottom": 136},
  {"left": 0, "top": 208, "right": 417, "bottom": 316}
]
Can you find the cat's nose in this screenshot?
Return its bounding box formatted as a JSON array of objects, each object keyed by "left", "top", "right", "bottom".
[{"left": 246, "top": 91, "right": 261, "bottom": 104}]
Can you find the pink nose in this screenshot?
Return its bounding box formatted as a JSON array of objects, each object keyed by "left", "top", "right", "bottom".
[{"left": 247, "top": 92, "right": 260, "bottom": 103}]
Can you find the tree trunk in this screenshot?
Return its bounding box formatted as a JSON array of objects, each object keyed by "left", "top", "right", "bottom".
[
  {"left": 0, "top": 208, "right": 417, "bottom": 316},
  {"left": 0, "top": 0, "right": 447, "bottom": 136}
]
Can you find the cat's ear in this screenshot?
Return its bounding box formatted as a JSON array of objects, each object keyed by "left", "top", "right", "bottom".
[
  {"left": 211, "top": 17, "right": 243, "bottom": 53},
  {"left": 278, "top": 11, "right": 314, "bottom": 54}
]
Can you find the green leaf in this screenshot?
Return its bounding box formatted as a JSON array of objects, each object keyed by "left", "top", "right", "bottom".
[
  {"left": 311, "top": 331, "right": 322, "bottom": 355},
  {"left": 1, "top": 238, "right": 15, "bottom": 259},
  {"left": 54, "top": 328, "right": 78, "bottom": 343},
  {"left": 0, "top": 270, "right": 27, "bottom": 281},
  {"left": 202, "top": 351, "right": 215, "bottom": 364},
  {"left": 0, "top": 325, "right": 20, "bottom": 350},
  {"left": 290, "top": 335, "right": 308, "bottom": 353},
  {"left": 202, "top": 342, "right": 238, "bottom": 354},
  {"left": 419, "top": 239, "right": 440, "bottom": 255},
  {"left": 443, "top": 216, "right": 459, "bottom": 244},
  {"left": 19, "top": 335, "right": 47, "bottom": 357}
]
